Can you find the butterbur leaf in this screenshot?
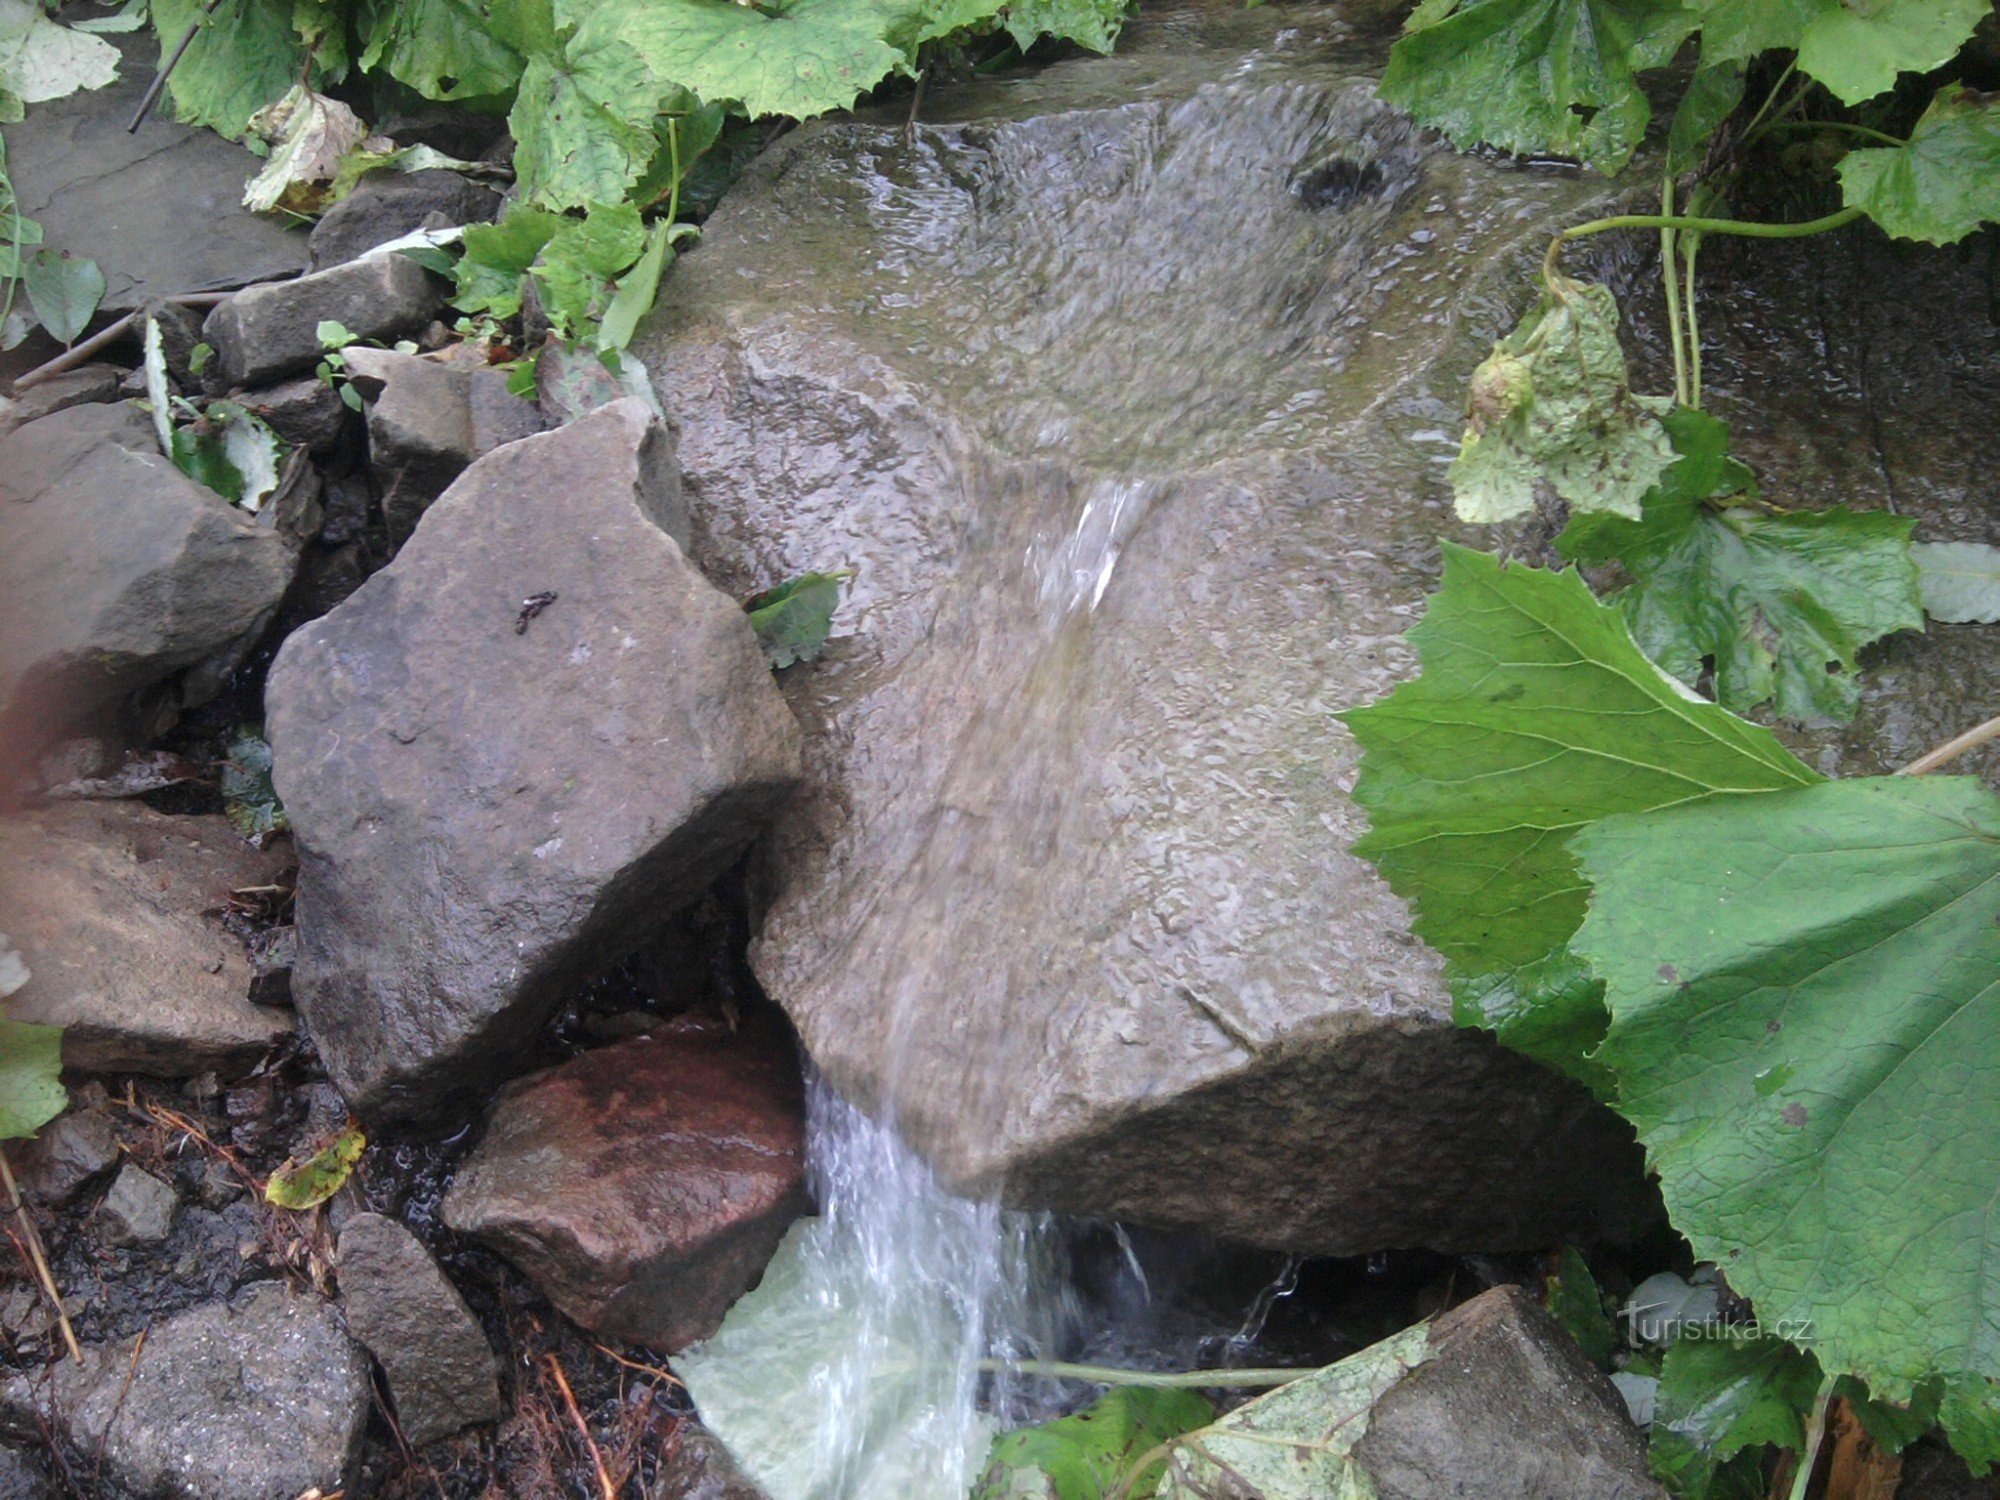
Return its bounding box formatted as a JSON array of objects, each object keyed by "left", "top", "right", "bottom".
[
  {"left": 221, "top": 730, "right": 288, "bottom": 842},
  {"left": 241, "top": 85, "right": 372, "bottom": 215},
  {"left": 1544, "top": 1247, "right": 1615, "bottom": 1369},
  {"left": 1840, "top": 87, "right": 2000, "bottom": 247},
  {"left": 0, "top": 1010, "right": 66, "bottom": 1144},
  {"left": 747, "top": 572, "right": 846, "bottom": 669},
  {"left": 974, "top": 1388, "right": 1213, "bottom": 1499},
  {"left": 1559, "top": 409, "right": 1922, "bottom": 723},
  {"left": 531, "top": 202, "right": 648, "bottom": 341},
  {"left": 1577, "top": 776, "right": 2000, "bottom": 1403},
  {"left": 1651, "top": 1329, "right": 1822, "bottom": 1481},
  {"left": 1942, "top": 1378, "right": 2000, "bottom": 1476},
  {"left": 356, "top": 0, "right": 528, "bottom": 100},
  {"left": 22, "top": 248, "right": 104, "bottom": 345},
  {"left": 1835, "top": 1375, "right": 1940, "bottom": 1455},
  {"left": 150, "top": 0, "right": 306, "bottom": 137},
  {"left": 264, "top": 1121, "right": 365, "bottom": 1209},
  {"left": 453, "top": 204, "right": 564, "bottom": 318},
  {"left": 1912, "top": 541, "right": 2000, "bottom": 624},
  {"left": 1793, "top": 0, "right": 1989, "bottom": 106},
  {"left": 1155, "top": 1323, "right": 1433, "bottom": 1497},
  {"left": 1000, "top": 0, "right": 1127, "bottom": 55},
  {"left": 1341, "top": 546, "right": 1816, "bottom": 1079},
  {"left": 1448, "top": 279, "right": 1674, "bottom": 524},
  {"left": 1451, "top": 946, "right": 1613, "bottom": 1098},
  {"left": 1378, "top": 0, "right": 1693, "bottom": 175},
  {"left": 0, "top": 0, "right": 120, "bottom": 103},
  {"left": 507, "top": 52, "right": 658, "bottom": 210},
  {"left": 1666, "top": 59, "right": 1743, "bottom": 175}
]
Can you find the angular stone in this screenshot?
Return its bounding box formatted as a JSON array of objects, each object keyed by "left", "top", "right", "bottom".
[
  {"left": 632, "top": 6, "right": 1656, "bottom": 1252},
  {"left": 0, "top": 802, "right": 294, "bottom": 1076},
  {"left": 0, "top": 1282, "right": 369, "bottom": 1500},
  {"left": 336, "top": 1213, "right": 502, "bottom": 1446},
  {"left": 444, "top": 1022, "right": 808, "bottom": 1350},
  {"left": 14, "top": 1108, "right": 119, "bottom": 1206},
  {"left": 340, "top": 347, "right": 546, "bottom": 542},
  {"left": 203, "top": 255, "right": 444, "bottom": 388},
  {"left": 0, "top": 1445, "right": 52, "bottom": 1500},
  {"left": 308, "top": 170, "right": 504, "bottom": 271},
  {"left": 0, "top": 365, "right": 120, "bottom": 438},
  {"left": 0, "top": 405, "right": 298, "bottom": 785},
  {"left": 95, "top": 1163, "right": 178, "bottom": 1247},
  {"left": 265, "top": 400, "right": 803, "bottom": 1125},
  {"left": 1, "top": 32, "right": 307, "bottom": 312},
  {"left": 239, "top": 375, "right": 352, "bottom": 455},
  {"left": 1198, "top": 1285, "right": 1662, "bottom": 1499}
]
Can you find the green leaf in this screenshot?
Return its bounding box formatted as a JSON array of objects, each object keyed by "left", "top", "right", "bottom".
[
  {"left": 746, "top": 572, "right": 846, "bottom": 669},
  {"left": 562, "top": 0, "right": 945, "bottom": 122},
  {"left": 1834, "top": 1375, "right": 1939, "bottom": 1455},
  {"left": 151, "top": 0, "right": 307, "bottom": 137},
  {"left": 1942, "top": 1377, "right": 2000, "bottom": 1476},
  {"left": 1001, "top": 0, "right": 1126, "bottom": 55},
  {"left": 1686, "top": 0, "right": 1817, "bottom": 64},
  {"left": 1652, "top": 1330, "right": 1822, "bottom": 1481},
  {"left": 221, "top": 730, "right": 288, "bottom": 842},
  {"left": 531, "top": 201, "right": 647, "bottom": 342},
  {"left": 21, "top": 248, "right": 103, "bottom": 345},
  {"left": 1544, "top": 1247, "right": 1615, "bottom": 1368},
  {"left": 1665, "top": 58, "right": 1743, "bottom": 176},
  {"left": 453, "top": 204, "right": 564, "bottom": 318},
  {"left": 1378, "top": 0, "right": 1694, "bottom": 175},
  {"left": 1792, "top": 0, "right": 1988, "bottom": 106},
  {"left": 1449, "top": 278, "right": 1675, "bottom": 524},
  {"left": 1575, "top": 776, "right": 2000, "bottom": 1402},
  {"left": 0, "top": 992, "right": 66, "bottom": 1142},
  {"left": 1341, "top": 546, "right": 1817, "bottom": 1079},
  {"left": 357, "top": 0, "right": 527, "bottom": 100},
  {"left": 0, "top": 0, "right": 120, "bottom": 104},
  {"left": 1912, "top": 541, "right": 2000, "bottom": 625},
  {"left": 1155, "top": 1323, "right": 1433, "bottom": 1497},
  {"left": 264, "top": 1121, "right": 365, "bottom": 1209},
  {"left": 170, "top": 400, "right": 285, "bottom": 511},
  {"left": 507, "top": 50, "right": 660, "bottom": 209},
  {"left": 595, "top": 218, "right": 673, "bottom": 354},
  {"left": 1558, "top": 409, "right": 1922, "bottom": 723},
  {"left": 974, "top": 1388, "right": 1213, "bottom": 1500},
  {"left": 1451, "top": 945, "right": 1614, "bottom": 1096},
  {"left": 1839, "top": 86, "right": 2000, "bottom": 247}
]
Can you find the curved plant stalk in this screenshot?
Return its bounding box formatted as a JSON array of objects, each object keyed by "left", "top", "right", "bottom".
[
  {"left": 1543, "top": 206, "right": 1866, "bottom": 288},
  {"left": 1788, "top": 1373, "right": 1839, "bottom": 1500},
  {"left": 1898, "top": 713, "right": 2000, "bottom": 775},
  {"left": 1660, "top": 172, "right": 1690, "bottom": 408}
]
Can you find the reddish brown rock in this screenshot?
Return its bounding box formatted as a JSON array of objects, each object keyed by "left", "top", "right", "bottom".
[{"left": 442, "top": 1020, "right": 808, "bottom": 1351}]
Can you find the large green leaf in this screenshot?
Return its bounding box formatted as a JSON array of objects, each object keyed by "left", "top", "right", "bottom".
[
  {"left": 1647, "top": 1330, "right": 1822, "bottom": 1493},
  {"left": 531, "top": 201, "right": 647, "bottom": 341},
  {"left": 1559, "top": 410, "right": 1921, "bottom": 724},
  {"left": 1693, "top": 0, "right": 1986, "bottom": 101},
  {"left": 1001, "top": 0, "right": 1125, "bottom": 54},
  {"left": 1687, "top": 0, "right": 1817, "bottom": 64},
  {"left": 1379, "top": 0, "right": 1694, "bottom": 175},
  {"left": 1448, "top": 279, "right": 1675, "bottom": 525},
  {"left": 357, "top": 0, "right": 528, "bottom": 99},
  {"left": 151, "top": 0, "right": 306, "bottom": 137},
  {"left": 507, "top": 51, "right": 659, "bottom": 209},
  {"left": 453, "top": 203, "right": 565, "bottom": 317},
  {"left": 1839, "top": 87, "right": 2000, "bottom": 247},
  {"left": 21, "top": 248, "right": 103, "bottom": 344},
  {"left": 1343, "top": 544, "right": 1816, "bottom": 1007},
  {"left": 974, "top": 1388, "right": 1213, "bottom": 1500},
  {"left": 563, "top": 0, "right": 946, "bottom": 121},
  {"left": 1155, "top": 1324, "right": 1432, "bottom": 1497},
  {"left": 1576, "top": 776, "right": 2000, "bottom": 1401}
]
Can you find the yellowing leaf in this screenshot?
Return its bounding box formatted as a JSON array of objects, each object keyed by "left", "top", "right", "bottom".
[
  {"left": 243, "top": 86, "right": 377, "bottom": 215},
  {"left": 264, "top": 1121, "right": 365, "bottom": 1209}
]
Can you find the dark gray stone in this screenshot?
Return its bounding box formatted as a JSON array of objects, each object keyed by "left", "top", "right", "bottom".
[
  {"left": 14, "top": 1109, "right": 119, "bottom": 1206},
  {"left": 307, "top": 170, "right": 503, "bottom": 272},
  {"left": 0, "top": 365, "right": 120, "bottom": 437},
  {"left": 1348, "top": 1287, "right": 1663, "bottom": 1499},
  {"left": 633, "top": 4, "right": 1657, "bottom": 1252},
  {"left": 203, "top": 255, "right": 444, "bottom": 388},
  {"left": 340, "top": 347, "right": 546, "bottom": 542},
  {"left": 0, "top": 1444, "right": 52, "bottom": 1500},
  {"left": 0, "top": 1282, "right": 370, "bottom": 1500},
  {"left": 1, "top": 33, "right": 307, "bottom": 310},
  {"left": 264, "top": 399, "right": 802, "bottom": 1125},
  {"left": 239, "top": 376, "right": 351, "bottom": 454},
  {"left": 0, "top": 802, "right": 295, "bottom": 1076},
  {"left": 0, "top": 404, "right": 298, "bottom": 784},
  {"left": 246, "top": 926, "right": 296, "bottom": 1007},
  {"left": 336, "top": 1213, "right": 502, "bottom": 1446},
  {"left": 95, "top": 1163, "right": 178, "bottom": 1247}
]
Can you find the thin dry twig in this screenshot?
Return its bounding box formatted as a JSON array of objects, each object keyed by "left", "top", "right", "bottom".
[
  {"left": 590, "top": 1343, "right": 685, "bottom": 1393},
  {"left": 1899, "top": 712, "right": 2000, "bottom": 776},
  {"left": 543, "top": 1353, "right": 615, "bottom": 1500},
  {"left": 0, "top": 1148, "right": 82, "bottom": 1365}
]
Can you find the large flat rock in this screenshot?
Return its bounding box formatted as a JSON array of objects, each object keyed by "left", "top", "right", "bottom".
[
  {"left": 635, "top": 4, "right": 1659, "bottom": 1253},
  {"left": 265, "top": 400, "right": 803, "bottom": 1126},
  {"left": 4, "top": 34, "right": 306, "bottom": 309}
]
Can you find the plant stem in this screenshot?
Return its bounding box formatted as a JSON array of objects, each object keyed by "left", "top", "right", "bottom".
[
  {"left": 1789, "top": 1375, "right": 1838, "bottom": 1500},
  {"left": 1898, "top": 714, "right": 2000, "bottom": 775},
  {"left": 979, "top": 1358, "right": 1308, "bottom": 1389},
  {"left": 1543, "top": 206, "right": 1865, "bottom": 285},
  {"left": 0, "top": 1149, "right": 82, "bottom": 1365},
  {"left": 1683, "top": 230, "right": 1703, "bottom": 409},
  {"left": 1738, "top": 60, "right": 1798, "bottom": 145},
  {"left": 1660, "top": 173, "right": 1689, "bottom": 408},
  {"left": 1760, "top": 119, "right": 1908, "bottom": 148}
]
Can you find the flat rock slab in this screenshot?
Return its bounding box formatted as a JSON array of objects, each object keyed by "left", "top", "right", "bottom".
[
  {"left": 444, "top": 1021, "right": 809, "bottom": 1351},
  {"left": 337, "top": 1213, "right": 502, "bottom": 1446},
  {"left": 0, "top": 403, "right": 298, "bottom": 786},
  {"left": 0, "top": 802, "right": 294, "bottom": 1076},
  {"left": 3, "top": 34, "right": 305, "bottom": 308},
  {"left": 265, "top": 400, "right": 803, "bottom": 1125},
  {"left": 0, "top": 1282, "right": 369, "bottom": 1500},
  {"left": 634, "top": 4, "right": 1656, "bottom": 1251}
]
